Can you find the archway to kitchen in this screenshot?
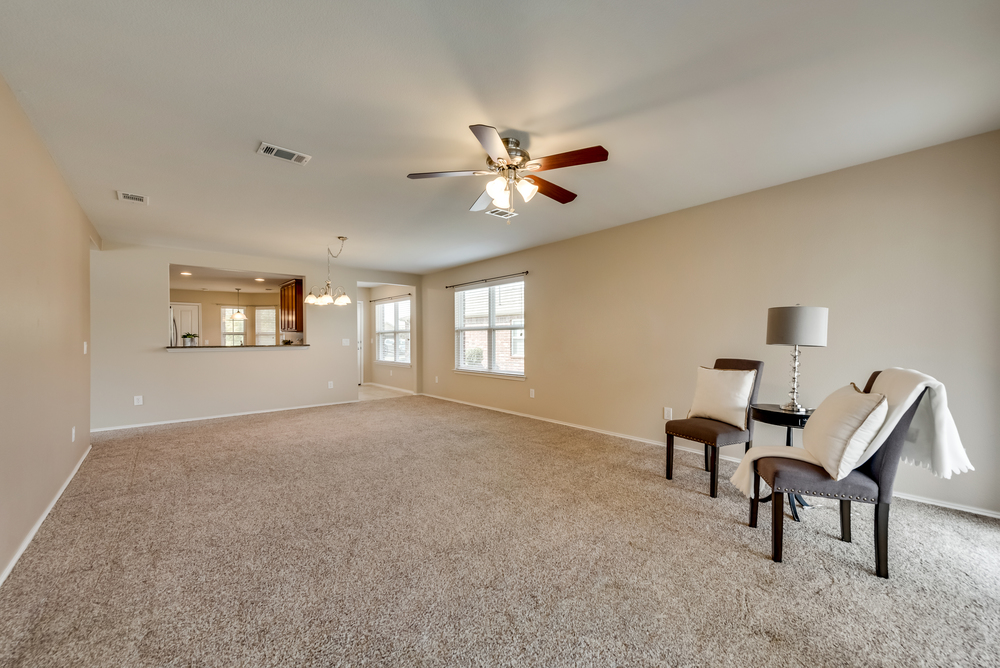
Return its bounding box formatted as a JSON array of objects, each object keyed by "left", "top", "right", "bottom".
[{"left": 357, "top": 282, "right": 417, "bottom": 401}]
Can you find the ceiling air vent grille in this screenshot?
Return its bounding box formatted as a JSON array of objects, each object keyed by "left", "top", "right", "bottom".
[
  {"left": 117, "top": 191, "right": 148, "bottom": 205},
  {"left": 485, "top": 208, "right": 518, "bottom": 219},
  {"left": 257, "top": 142, "right": 311, "bottom": 165}
]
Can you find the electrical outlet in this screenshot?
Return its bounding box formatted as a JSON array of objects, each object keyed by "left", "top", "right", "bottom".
[
  {"left": 72, "top": 426, "right": 76, "bottom": 442},
  {"left": 134, "top": 396, "right": 143, "bottom": 406},
  {"left": 663, "top": 407, "right": 672, "bottom": 420},
  {"left": 342, "top": 338, "right": 350, "bottom": 346},
  {"left": 530, "top": 389, "right": 535, "bottom": 398},
  {"left": 435, "top": 376, "right": 438, "bottom": 383},
  {"left": 328, "top": 381, "right": 334, "bottom": 389}
]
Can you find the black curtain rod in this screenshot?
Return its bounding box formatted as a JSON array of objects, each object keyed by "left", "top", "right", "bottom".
[
  {"left": 369, "top": 293, "right": 412, "bottom": 303},
  {"left": 445, "top": 271, "right": 528, "bottom": 290}
]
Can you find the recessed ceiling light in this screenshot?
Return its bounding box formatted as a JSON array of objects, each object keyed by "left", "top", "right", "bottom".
[
  {"left": 180, "top": 272, "right": 192, "bottom": 276},
  {"left": 255, "top": 278, "right": 265, "bottom": 282}
]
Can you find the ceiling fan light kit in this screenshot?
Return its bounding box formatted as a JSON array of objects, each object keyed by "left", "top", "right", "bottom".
[{"left": 407, "top": 125, "right": 608, "bottom": 218}]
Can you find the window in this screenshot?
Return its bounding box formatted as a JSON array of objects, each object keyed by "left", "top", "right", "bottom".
[
  {"left": 455, "top": 281, "right": 524, "bottom": 376},
  {"left": 221, "top": 308, "right": 246, "bottom": 346},
  {"left": 255, "top": 307, "right": 276, "bottom": 346},
  {"left": 375, "top": 299, "right": 410, "bottom": 364}
]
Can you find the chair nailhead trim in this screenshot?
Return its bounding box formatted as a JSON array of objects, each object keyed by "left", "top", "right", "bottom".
[{"left": 774, "top": 487, "right": 875, "bottom": 503}]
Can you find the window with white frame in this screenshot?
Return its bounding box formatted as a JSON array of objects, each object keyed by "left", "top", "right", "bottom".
[
  {"left": 375, "top": 298, "right": 411, "bottom": 364},
  {"left": 221, "top": 308, "right": 246, "bottom": 346},
  {"left": 455, "top": 281, "right": 524, "bottom": 376},
  {"left": 255, "top": 307, "right": 276, "bottom": 346}
]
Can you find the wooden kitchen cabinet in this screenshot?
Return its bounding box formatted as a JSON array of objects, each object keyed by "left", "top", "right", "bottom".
[{"left": 280, "top": 279, "right": 304, "bottom": 332}]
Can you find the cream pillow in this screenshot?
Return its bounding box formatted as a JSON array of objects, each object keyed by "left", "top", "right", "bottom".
[
  {"left": 687, "top": 367, "right": 756, "bottom": 430},
  {"left": 803, "top": 383, "right": 888, "bottom": 480}
]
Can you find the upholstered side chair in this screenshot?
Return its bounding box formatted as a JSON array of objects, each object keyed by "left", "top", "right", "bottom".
[
  {"left": 665, "top": 358, "right": 764, "bottom": 498},
  {"left": 749, "top": 371, "right": 929, "bottom": 578}
]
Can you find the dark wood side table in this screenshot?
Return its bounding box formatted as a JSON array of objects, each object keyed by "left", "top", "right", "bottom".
[{"left": 749, "top": 404, "right": 815, "bottom": 522}]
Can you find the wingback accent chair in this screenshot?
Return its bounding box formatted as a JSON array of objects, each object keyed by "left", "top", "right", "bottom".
[
  {"left": 749, "top": 370, "right": 929, "bottom": 578},
  {"left": 665, "top": 358, "right": 764, "bottom": 498}
]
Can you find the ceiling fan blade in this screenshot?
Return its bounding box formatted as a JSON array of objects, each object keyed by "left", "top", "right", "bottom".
[
  {"left": 523, "top": 176, "right": 577, "bottom": 204},
  {"left": 469, "top": 124, "right": 512, "bottom": 164},
  {"left": 470, "top": 190, "right": 493, "bottom": 212},
  {"left": 525, "top": 146, "right": 608, "bottom": 172},
  {"left": 407, "top": 170, "right": 490, "bottom": 179}
]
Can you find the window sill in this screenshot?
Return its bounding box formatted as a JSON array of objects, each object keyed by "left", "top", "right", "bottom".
[
  {"left": 166, "top": 345, "right": 310, "bottom": 351},
  {"left": 375, "top": 361, "right": 412, "bottom": 368},
  {"left": 454, "top": 369, "right": 526, "bottom": 381}
]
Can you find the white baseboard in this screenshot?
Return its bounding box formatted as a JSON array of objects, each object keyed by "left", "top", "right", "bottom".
[
  {"left": 362, "top": 383, "right": 416, "bottom": 395},
  {"left": 417, "top": 393, "right": 999, "bottom": 519},
  {"left": 893, "top": 492, "right": 1000, "bottom": 519},
  {"left": 1, "top": 445, "right": 91, "bottom": 588},
  {"left": 90, "top": 400, "right": 359, "bottom": 432}
]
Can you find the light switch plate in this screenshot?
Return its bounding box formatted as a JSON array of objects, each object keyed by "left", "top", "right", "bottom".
[{"left": 342, "top": 338, "right": 350, "bottom": 346}]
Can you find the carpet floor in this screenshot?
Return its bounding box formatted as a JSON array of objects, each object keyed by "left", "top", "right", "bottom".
[{"left": 1, "top": 396, "right": 998, "bottom": 667}]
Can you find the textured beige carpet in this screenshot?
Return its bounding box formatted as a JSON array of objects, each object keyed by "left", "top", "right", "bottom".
[{"left": 1, "top": 396, "right": 998, "bottom": 667}]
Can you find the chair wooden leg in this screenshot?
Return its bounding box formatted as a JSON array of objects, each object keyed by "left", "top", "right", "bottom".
[
  {"left": 772, "top": 492, "right": 784, "bottom": 563},
  {"left": 704, "top": 445, "right": 711, "bottom": 471},
  {"left": 750, "top": 469, "right": 760, "bottom": 528},
  {"left": 665, "top": 434, "right": 674, "bottom": 480},
  {"left": 875, "top": 502, "right": 890, "bottom": 578},
  {"left": 840, "top": 500, "right": 852, "bottom": 542},
  {"left": 709, "top": 446, "right": 719, "bottom": 498}
]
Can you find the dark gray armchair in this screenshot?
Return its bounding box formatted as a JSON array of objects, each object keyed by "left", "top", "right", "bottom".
[
  {"left": 665, "top": 358, "right": 764, "bottom": 498},
  {"left": 749, "top": 370, "right": 929, "bottom": 578}
]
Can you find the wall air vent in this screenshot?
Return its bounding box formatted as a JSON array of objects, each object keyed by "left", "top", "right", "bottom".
[
  {"left": 257, "top": 142, "right": 311, "bottom": 165},
  {"left": 117, "top": 191, "right": 148, "bottom": 205},
  {"left": 485, "top": 208, "right": 518, "bottom": 219}
]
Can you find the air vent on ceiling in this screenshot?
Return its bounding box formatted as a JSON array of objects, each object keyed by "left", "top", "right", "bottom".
[
  {"left": 257, "top": 142, "right": 311, "bottom": 165},
  {"left": 117, "top": 191, "right": 148, "bottom": 205},
  {"left": 485, "top": 208, "right": 518, "bottom": 219}
]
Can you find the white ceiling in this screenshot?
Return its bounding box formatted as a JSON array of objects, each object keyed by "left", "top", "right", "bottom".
[
  {"left": 169, "top": 264, "right": 299, "bottom": 294},
  {"left": 1, "top": 1, "right": 998, "bottom": 274}
]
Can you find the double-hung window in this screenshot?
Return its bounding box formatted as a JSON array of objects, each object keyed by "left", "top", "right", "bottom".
[
  {"left": 255, "top": 307, "right": 277, "bottom": 346},
  {"left": 221, "top": 308, "right": 246, "bottom": 346},
  {"left": 375, "top": 298, "right": 411, "bottom": 364},
  {"left": 455, "top": 281, "right": 524, "bottom": 376}
]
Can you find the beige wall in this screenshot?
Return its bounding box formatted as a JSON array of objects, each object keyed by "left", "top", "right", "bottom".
[
  {"left": 92, "top": 243, "right": 418, "bottom": 429},
  {"left": 365, "top": 284, "right": 417, "bottom": 393},
  {"left": 169, "top": 289, "right": 282, "bottom": 346},
  {"left": 420, "top": 130, "right": 1000, "bottom": 515},
  {"left": 0, "top": 75, "right": 101, "bottom": 580}
]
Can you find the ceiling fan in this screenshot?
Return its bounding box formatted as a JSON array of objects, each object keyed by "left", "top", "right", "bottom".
[{"left": 407, "top": 125, "right": 608, "bottom": 216}]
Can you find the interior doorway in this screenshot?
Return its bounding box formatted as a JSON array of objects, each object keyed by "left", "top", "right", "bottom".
[{"left": 356, "top": 282, "right": 417, "bottom": 397}]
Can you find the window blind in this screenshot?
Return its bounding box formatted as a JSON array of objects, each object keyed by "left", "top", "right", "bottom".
[
  {"left": 455, "top": 281, "right": 524, "bottom": 375},
  {"left": 375, "top": 299, "right": 411, "bottom": 363}
]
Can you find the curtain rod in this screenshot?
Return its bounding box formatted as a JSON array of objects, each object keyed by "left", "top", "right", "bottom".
[
  {"left": 445, "top": 271, "right": 528, "bottom": 290},
  {"left": 369, "top": 293, "right": 412, "bottom": 303}
]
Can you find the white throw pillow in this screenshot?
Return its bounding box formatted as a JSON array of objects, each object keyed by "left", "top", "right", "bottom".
[
  {"left": 687, "top": 367, "right": 756, "bottom": 430},
  {"left": 803, "top": 383, "right": 888, "bottom": 480}
]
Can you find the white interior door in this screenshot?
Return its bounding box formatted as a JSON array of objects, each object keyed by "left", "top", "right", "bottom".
[{"left": 170, "top": 302, "right": 202, "bottom": 345}]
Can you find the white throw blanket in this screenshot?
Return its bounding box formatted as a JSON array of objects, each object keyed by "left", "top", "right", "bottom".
[{"left": 730, "top": 368, "right": 972, "bottom": 498}]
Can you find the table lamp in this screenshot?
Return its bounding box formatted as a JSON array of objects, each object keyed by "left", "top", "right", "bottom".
[{"left": 766, "top": 306, "right": 828, "bottom": 413}]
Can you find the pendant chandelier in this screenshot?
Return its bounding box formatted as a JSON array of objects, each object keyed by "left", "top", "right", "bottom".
[
  {"left": 305, "top": 236, "right": 352, "bottom": 306},
  {"left": 228, "top": 288, "right": 248, "bottom": 320}
]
